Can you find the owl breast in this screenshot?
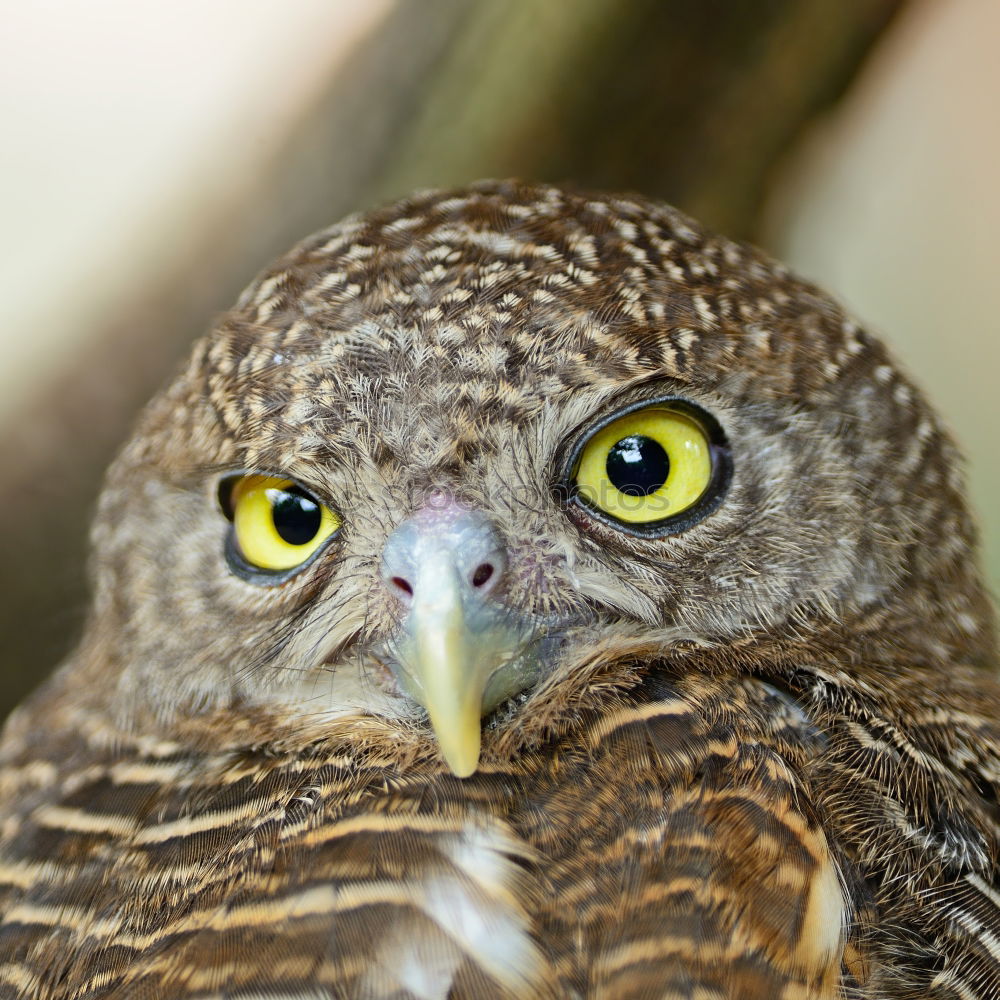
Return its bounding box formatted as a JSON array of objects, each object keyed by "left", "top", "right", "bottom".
[{"left": 0, "top": 671, "right": 845, "bottom": 1000}]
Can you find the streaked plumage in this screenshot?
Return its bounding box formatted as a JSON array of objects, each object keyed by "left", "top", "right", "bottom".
[{"left": 0, "top": 180, "right": 997, "bottom": 999}]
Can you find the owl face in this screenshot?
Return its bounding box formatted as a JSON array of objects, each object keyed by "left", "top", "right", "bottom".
[{"left": 83, "top": 181, "right": 984, "bottom": 770}]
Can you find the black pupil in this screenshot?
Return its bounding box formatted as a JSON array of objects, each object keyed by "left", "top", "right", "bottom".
[
  {"left": 271, "top": 488, "right": 322, "bottom": 546},
  {"left": 606, "top": 435, "right": 670, "bottom": 496}
]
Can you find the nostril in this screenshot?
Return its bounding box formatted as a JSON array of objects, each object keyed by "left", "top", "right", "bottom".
[
  {"left": 390, "top": 576, "right": 414, "bottom": 599},
  {"left": 471, "top": 563, "right": 494, "bottom": 589}
]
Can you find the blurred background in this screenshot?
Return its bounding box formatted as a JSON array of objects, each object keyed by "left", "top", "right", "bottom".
[{"left": 1, "top": 0, "right": 996, "bottom": 719}]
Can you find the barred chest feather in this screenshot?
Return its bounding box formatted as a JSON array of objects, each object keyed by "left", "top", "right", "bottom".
[{"left": 0, "top": 672, "right": 857, "bottom": 1000}]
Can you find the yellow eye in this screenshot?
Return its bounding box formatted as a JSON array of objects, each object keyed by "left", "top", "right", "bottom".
[
  {"left": 570, "top": 402, "right": 729, "bottom": 533},
  {"left": 224, "top": 475, "right": 340, "bottom": 573}
]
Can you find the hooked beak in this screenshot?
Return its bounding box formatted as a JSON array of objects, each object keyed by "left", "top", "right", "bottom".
[
  {"left": 406, "top": 549, "right": 489, "bottom": 776},
  {"left": 380, "top": 500, "right": 542, "bottom": 777}
]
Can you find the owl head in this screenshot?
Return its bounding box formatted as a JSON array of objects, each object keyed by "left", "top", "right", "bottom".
[{"left": 74, "top": 181, "right": 994, "bottom": 774}]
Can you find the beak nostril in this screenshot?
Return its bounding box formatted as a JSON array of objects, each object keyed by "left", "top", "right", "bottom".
[
  {"left": 390, "top": 576, "right": 414, "bottom": 599},
  {"left": 471, "top": 563, "right": 494, "bottom": 589}
]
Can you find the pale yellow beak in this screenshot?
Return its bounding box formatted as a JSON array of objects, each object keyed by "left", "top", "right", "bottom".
[
  {"left": 381, "top": 502, "right": 542, "bottom": 778},
  {"left": 407, "top": 549, "right": 487, "bottom": 777}
]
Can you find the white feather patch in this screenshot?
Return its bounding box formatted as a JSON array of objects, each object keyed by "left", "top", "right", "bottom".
[{"left": 363, "top": 819, "right": 544, "bottom": 998}]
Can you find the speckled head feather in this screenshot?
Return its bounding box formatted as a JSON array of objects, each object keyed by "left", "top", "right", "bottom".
[
  {"left": 1, "top": 180, "right": 999, "bottom": 1000},
  {"left": 82, "top": 179, "right": 993, "bottom": 720}
]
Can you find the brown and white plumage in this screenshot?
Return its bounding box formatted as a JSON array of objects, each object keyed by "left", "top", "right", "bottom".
[{"left": 0, "top": 180, "right": 997, "bottom": 999}]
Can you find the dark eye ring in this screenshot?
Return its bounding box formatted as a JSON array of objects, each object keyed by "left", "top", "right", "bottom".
[
  {"left": 561, "top": 396, "right": 731, "bottom": 537},
  {"left": 218, "top": 473, "right": 341, "bottom": 584}
]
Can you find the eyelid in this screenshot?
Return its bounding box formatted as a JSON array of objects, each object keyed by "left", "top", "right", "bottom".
[{"left": 217, "top": 471, "right": 332, "bottom": 519}]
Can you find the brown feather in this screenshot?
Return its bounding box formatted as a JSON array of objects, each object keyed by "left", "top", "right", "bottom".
[{"left": 0, "top": 181, "right": 997, "bottom": 998}]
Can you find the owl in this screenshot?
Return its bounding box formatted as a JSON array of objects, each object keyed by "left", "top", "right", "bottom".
[{"left": 0, "top": 180, "right": 998, "bottom": 1000}]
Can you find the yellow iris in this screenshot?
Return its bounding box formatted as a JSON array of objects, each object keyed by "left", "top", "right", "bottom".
[
  {"left": 229, "top": 475, "right": 340, "bottom": 572},
  {"left": 573, "top": 407, "right": 712, "bottom": 525}
]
